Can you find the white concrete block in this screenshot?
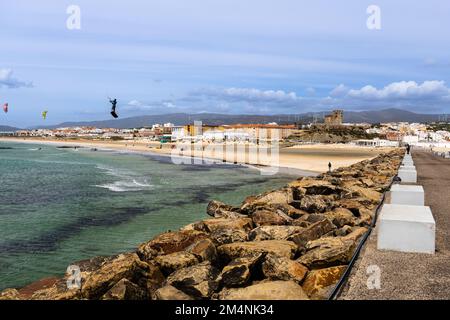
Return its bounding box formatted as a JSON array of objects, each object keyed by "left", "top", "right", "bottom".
[
  {"left": 390, "top": 184, "right": 424, "bottom": 206},
  {"left": 398, "top": 168, "right": 417, "bottom": 183},
  {"left": 400, "top": 165, "right": 415, "bottom": 171},
  {"left": 377, "top": 204, "right": 435, "bottom": 254},
  {"left": 402, "top": 159, "right": 414, "bottom": 165}
]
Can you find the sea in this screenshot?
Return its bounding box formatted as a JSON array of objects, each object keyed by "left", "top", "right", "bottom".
[{"left": 0, "top": 141, "right": 295, "bottom": 290}]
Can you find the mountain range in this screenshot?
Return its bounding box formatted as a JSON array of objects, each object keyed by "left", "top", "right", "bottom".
[{"left": 1, "top": 108, "right": 448, "bottom": 131}]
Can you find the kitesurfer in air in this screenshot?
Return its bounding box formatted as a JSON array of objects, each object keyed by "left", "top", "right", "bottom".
[{"left": 109, "top": 98, "right": 118, "bottom": 118}]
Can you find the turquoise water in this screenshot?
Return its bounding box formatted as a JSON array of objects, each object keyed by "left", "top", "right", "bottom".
[{"left": 0, "top": 141, "right": 294, "bottom": 290}]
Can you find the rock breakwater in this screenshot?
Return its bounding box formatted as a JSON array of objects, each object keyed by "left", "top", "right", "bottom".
[{"left": 0, "top": 149, "right": 403, "bottom": 300}]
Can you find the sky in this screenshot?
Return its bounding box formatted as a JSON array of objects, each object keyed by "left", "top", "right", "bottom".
[{"left": 1, "top": 0, "right": 450, "bottom": 127}]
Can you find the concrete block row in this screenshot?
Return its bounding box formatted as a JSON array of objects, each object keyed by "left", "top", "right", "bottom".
[{"left": 377, "top": 153, "right": 435, "bottom": 254}]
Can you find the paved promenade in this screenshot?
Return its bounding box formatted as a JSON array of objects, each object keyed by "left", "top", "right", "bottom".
[{"left": 340, "top": 150, "right": 450, "bottom": 300}]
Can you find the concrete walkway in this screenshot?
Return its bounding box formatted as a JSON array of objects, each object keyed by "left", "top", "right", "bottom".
[{"left": 339, "top": 150, "right": 450, "bottom": 300}]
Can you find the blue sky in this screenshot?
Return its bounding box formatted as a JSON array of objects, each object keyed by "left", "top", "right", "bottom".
[{"left": 1, "top": 0, "right": 450, "bottom": 127}]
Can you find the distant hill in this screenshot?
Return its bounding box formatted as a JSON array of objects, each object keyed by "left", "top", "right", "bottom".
[
  {"left": 32, "top": 108, "right": 447, "bottom": 129},
  {"left": 0, "top": 125, "right": 20, "bottom": 132}
]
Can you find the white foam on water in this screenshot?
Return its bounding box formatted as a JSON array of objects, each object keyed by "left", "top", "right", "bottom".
[{"left": 94, "top": 164, "right": 153, "bottom": 192}]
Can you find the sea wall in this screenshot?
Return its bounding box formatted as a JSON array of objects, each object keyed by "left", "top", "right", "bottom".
[{"left": 0, "top": 149, "right": 404, "bottom": 300}]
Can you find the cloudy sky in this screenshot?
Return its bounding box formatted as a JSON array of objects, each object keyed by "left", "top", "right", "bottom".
[{"left": 1, "top": 0, "right": 450, "bottom": 127}]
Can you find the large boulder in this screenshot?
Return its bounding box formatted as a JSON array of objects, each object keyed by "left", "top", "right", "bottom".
[
  {"left": 220, "top": 254, "right": 264, "bottom": 287},
  {"left": 137, "top": 230, "right": 208, "bottom": 262},
  {"left": 154, "top": 285, "right": 193, "bottom": 300},
  {"left": 202, "top": 218, "right": 253, "bottom": 233},
  {"left": 297, "top": 229, "right": 366, "bottom": 269},
  {"left": 270, "top": 203, "right": 308, "bottom": 219},
  {"left": 324, "top": 208, "right": 356, "bottom": 228},
  {"left": 218, "top": 240, "right": 297, "bottom": 260},
  {"left": 166, "top": 261, "right": 220, "bottom": 299},
  {"left": 289, "top": 178, "right": 333, "bottom": 189},
  {"left": 154, "top": 251, "right": 199, "bottom": 276},
  {"left": 206, "top": 200, "right": 241, "bottom": 218},
  {"left": 218, "top": 281, "right": 309, "bottom": 300},
  {"left": 288, "top": 219, "right": 336, "bottom": 250},
  {"left": 209, "top": 228, "right": 248, "bottom": 246},
  {"left": 240, "top": 188, "right": 294, "bottom": 213},
  {"left": 335, "top": 198, "right": 374, "bottom": 216},
  {"left": 251, "top": 209, "right": 292, "bottom": 226},
  {"left": 81, "top": 253, "right": 163, "bottom": 299},
  {"left": 248, "top": 226, "right": 305, "bottom": 241},
  {"left": 294, "top": 195, "right": 335, "bottom": 213},
  {"left": 0, "top": 288, "right": 21, "bottom": 300},
  {"left": 347, "top": 186, "right": 382, "bottom": 203},
  {"left": 262, "top": 254, "right": 309, "bottom": 283},
  {"left": 30, "top": 255, "right": 118, "bottom": 300},
  {"left": 187, "top": 238, "right": 217, "bottom": 262},
  {"left": 101, "top": 278, "right": 147, "bottom": 300},
  {"left": 302, "top": 266, "right": 346, "bottom": 300}
]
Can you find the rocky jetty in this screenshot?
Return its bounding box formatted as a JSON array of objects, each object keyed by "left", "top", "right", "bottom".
[{"left": 0, "top": 149, "right": 403, "bottom": 300}]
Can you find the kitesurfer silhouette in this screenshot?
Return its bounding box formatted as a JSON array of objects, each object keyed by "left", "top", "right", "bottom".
[{"left": 109, "top": 98, "right": 118, "bottom": 118}]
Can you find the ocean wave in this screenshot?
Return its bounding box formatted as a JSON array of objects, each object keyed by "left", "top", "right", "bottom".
[
  {"left": 94, "top": 179, "right": 153, "bottom": 192},
  {"left": 94, "top": 165, "right": 153, "bottom": 192}
]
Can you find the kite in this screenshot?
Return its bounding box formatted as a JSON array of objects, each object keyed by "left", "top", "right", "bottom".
[
  {"left": 2, "top": 103, "right": 8, "bottom": 113},
  {"left": 42, "top": 110, "right": 48, "bottom": 120}
]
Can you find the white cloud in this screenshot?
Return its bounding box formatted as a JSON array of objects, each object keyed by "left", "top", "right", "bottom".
[
  {"left": 127, "top": 99, "right": 143, "bottom": 106},
  {"left": 332, "top": 80, "right": 450, "bottom": 101},
  {"left": 0, "top": 68, "right": 33, "bottom": 88},
  {"left": 192, "top": 87, "right": 300, "bottom": 103},
  {"left": 330, "top": 84, "right": 349, "bottom": 97}
]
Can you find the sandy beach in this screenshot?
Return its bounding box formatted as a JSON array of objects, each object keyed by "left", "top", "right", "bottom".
[{"left": 0, "top": 137, "right": 394, "bottom": 173}]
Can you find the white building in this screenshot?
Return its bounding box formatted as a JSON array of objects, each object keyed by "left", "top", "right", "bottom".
[{"left": 353, "top": 138, "right": 399, "bottom": 147}]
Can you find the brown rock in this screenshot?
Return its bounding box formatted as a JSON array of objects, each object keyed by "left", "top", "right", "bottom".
[
  {"left": 202, "top": 218, "right": 253, "bottom": 233},
  {"left": 324, "top": 207, "right": 355, "bottom": 228},
  {"left": 334, "top": 225, "right": 353, "bottom": 237},
  {"left": 166, "top": 261, "right": 220, "bottom": 299},
  {"left": 81, "top": 253, "right": 162, "bottom": 299},
  {"left": 302, "top": 266, "right": 346, "bottom": 300},
  {"left": 154, "top": 285, "right": 193, "bottom": 300},
  {"left": 0, "top": 288, "right": 21, "bottom": 300},
  {"left": 101, "top": 278, "right": 147, "bottom": 300},
  {"left": 294, "top": 195, "right": 335, "bottom": 213},
  {"left": 137, "top": 230, "right": 208, "bottom": 262},
  {"left": 30, "top": 279, "right": 82, "bottom": 300},
  {"left": 248, "top": 225, "right": 305, "bottom": 241},
  {"left": 269, "top": 203, "right": 308, "bottom": 219},
  {"left": 220, "top": 254, "right": 263, "bottom": 287},
  {"left": 209, "top": 228, "right": 248, "bottom": 246},
  {"left": 349, "top": 186, "right": 382, "bottom": 203},
  {"left": 154, "top": 251, "right": 199, "bottom": 276},
  {"left": 262, "top": 254, "right": 309, "bottom": 283},
  {"left": 206, "top": 200, "right": 240, "bottom": 218},
  {"left": 240, "top": 188, "right": 294, "bottom": 213},
  {"left": 187, "top": 238, "right": 217, "bottom": 262},
  {"left": 297, "top": 237, "right": 356, "bottom": 269},
  {"left": 251, "top": 209, "right": 292, "bottom": 226},
  {"left": 218, "top": 281, "right": 309, "bottom": 300},
  {"left": 288, "top": 219, "right": 336, "bottom": 250},
  {"left": 218, "top": 240, "right": 297, "bottom": 260}
]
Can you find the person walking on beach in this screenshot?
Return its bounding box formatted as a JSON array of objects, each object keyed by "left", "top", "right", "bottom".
[{"left": 328, "top": 162, "right": 332, "bottom": 173}]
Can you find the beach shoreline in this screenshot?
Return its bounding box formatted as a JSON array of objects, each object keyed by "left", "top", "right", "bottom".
[{"left": 0, "top": 137, "right": 394, "bottom": 174}]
